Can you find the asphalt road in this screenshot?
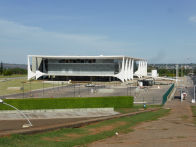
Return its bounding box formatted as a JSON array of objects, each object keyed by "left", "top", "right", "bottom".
[{"left": 3, "top": 84, "right": 170, "bottom": 105}]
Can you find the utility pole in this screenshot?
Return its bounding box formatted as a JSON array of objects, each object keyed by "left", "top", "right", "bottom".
[
  {"left": 42, "top": 80, "right": 44, "bottom": 96},
  {"left": 30, "top": 80, "right": 32, "bottom": 97},
  {"left": 42, "top": 59, "right": 45, "bottom": 96},
  {"left": 192, "top": 85, "right": 196, "bottom": 103},
  {"left": 181, "top": 65, "right": 183, "bottom": 77},
  {"left": 22, "top": 81, "right": 25, "bottom": 98},
  {"left": 74, "top": 84, "right": 76, "bottom": 97},
  {"left": 176, "top": 65, "right": 179, "bottom": 86},
  {"left": 79, "top": 84, "right": 80, "bottom": 97}
]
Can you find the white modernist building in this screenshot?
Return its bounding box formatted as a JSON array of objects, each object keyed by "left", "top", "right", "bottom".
[{"left": 28, "top": 55, "right": 147, "bottom": 82}]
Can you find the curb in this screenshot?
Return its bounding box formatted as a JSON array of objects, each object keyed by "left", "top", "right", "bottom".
[{"left": 0, "top": 108, "right": 160, "bottom": 137}]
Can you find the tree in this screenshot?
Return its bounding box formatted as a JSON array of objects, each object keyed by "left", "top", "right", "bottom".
[
  {"left": 3, "top": 69, "right": 13, "bottom": 76},
  {"left": 9, "top": 68, "right": 27, "bottom": 74},
  {"left": 193, "top": 67, "right": 196, "bottom": 75}
]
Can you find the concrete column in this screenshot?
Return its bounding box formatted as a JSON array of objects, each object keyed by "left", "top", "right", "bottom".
[
  {"left": 114, "top": 57, "right": 125, "bottom": 82},
  {"left": 27, "top": 55, "right": 36, "bottom": 80},
  {"left": 128, "top": 59, "right": 131, "bottom": 80},
  {"left": 109, "top": 76, "right": 111, "bottom": 82},
  {"left": 138, "top": 61, "right": 141, "bottom": 78},
  {"left": 125, "top": 58, "right": 128, "bottom": 81},
  {"left": 131, "top": 59, "right": 134, "bottom": 80}
]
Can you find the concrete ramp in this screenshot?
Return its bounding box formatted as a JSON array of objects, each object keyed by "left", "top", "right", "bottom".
[{"left": 0, "top": 108, "right": 119, "bottom": 120}]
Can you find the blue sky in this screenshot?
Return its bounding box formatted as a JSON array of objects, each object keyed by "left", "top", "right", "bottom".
[{"left": 0, "top": 0, "right": 196, "bottom": 64}]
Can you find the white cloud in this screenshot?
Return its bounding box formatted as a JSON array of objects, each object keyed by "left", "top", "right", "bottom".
[
  {"left": 0, "top": 19, "right": 132, "bottom": 63},
  {"left": 189, "top": 16, "right": 196, "bottom": 22}
]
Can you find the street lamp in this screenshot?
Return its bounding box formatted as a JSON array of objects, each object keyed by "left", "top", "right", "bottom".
[
  {"left": 176, "top": 64, "right": 179, "bottom": 87},
  {"left": 0, "top": 99, "right": 33, "bottom": 128},
  {"left": 192, "top": 85, "right": 196, "bottom": 103},
  {"left": 21, "top": 81, "right": 25, "bottom": 98}
]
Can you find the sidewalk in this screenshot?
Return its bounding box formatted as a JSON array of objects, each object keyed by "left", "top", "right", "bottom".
[{"left": 88, "top": 99, "right": 196, "bottom": 147}]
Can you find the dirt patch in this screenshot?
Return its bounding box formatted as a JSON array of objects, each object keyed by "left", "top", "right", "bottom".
[
  {"left": 42, "top": 133, "right": 82, "bottom": 142},
  {"left": 42, "top": 137, "right": 67, "bottom": 142},
  {"left": 180, "top": 115, "right": 189, "bottom": 120},
  {"left": 131, "top": 121, "right": 150, "bottom": 130},
  {"left": 65, "top": 133, "right": 81, "bottom": 138},
  {"left": 89, "top": 121, "right": 127, "bottom": 135},
  {"left": 176, "top": 136, "right": 187, "bottom": 139},
  {"left": 0, "top": 117, "right": 95, "bottom": 133}
]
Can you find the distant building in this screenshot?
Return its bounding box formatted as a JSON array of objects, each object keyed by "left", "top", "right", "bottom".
[{"left": 27, "top": 55, "right": 147, "bottom": 82}]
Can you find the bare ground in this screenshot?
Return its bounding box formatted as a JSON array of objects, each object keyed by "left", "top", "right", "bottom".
[
  {"left": 0, "top": 117, "right": 94, "bottom": 133},
  {"left": 88, "top": 99, "right": 196, "bottom": 147}
]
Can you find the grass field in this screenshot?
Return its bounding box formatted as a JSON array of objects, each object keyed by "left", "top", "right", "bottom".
[
  {"left": 0, "top": 74, "right": 26, "bottom": 78},
  {"left": 0, "top": 96, "right": 133, "bottom": 110},
  {"left": 0, "top": 79, "right": 55, "bottom": 96},
  {"left": 0, "top": 108, "right": 170, "bottom": 147},
  {"left": 115, "top": 104, "right": 161, "bottom": 114}
]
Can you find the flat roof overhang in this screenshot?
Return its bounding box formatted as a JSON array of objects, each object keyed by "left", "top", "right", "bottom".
[{"left": 28, "top": 55, "right": 146, "bottom": 61}]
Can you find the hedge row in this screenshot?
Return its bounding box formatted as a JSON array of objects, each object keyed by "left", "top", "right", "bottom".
[{"left": 0, "top": 96, "right": 134, "bottom": 110}]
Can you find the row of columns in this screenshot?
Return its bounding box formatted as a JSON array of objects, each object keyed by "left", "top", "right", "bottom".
[
  {"left": 115, "top": 57, "right": 134, "bottom": 82},
  {"left": 115, "top": 58, "right": 147, "bottom": 82},
  {"left": 134, "top": 60, "right": 148, "bottom": 78},
  {"left": 28, "top": 56, "right": 45, "bottom": 80}
]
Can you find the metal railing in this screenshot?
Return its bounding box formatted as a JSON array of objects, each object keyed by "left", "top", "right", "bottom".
[{"left": 162, "top": 84, "right": 175, "bottom": 105}]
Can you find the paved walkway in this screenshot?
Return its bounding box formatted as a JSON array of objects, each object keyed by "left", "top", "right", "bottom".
[{"left": 88, "top": 99, "right": 196, "bottom": 147}]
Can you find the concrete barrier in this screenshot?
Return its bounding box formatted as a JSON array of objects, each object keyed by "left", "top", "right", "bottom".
[{"left": 7, "top": 87, "right": 23, "bottom": 90}]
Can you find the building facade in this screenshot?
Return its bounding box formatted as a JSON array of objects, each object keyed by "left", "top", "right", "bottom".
[{"left": 27, "top": 55, "right": 147, "bottom": 82}]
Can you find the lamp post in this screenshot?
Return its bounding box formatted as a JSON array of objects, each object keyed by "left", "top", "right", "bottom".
[
  {"left": 180, "top": 89, "right": 183, "bottom": 102},
  {"left": 192, "top": 85, "right": 196, "bottom": 103},
  {"left": 42, "top": 80, "right": 44, "bottom": 96},
  {"left": 127, "top": 86, "right": 129, "bottom": 96},
  {"left": 30, "top": 80, "right": 32, "bottom": 97},
  {"left": 176, "top": 64, "right": 179, "bottom": 87},
  {"left": 0, "top": 99, "right": 33, "bottom": 128},
  {"left": 21, "top": 81, "right": 25, "bottom": 98},
  {"left": 74, "top": 84, "right": 76, "bottom": 97},
  {"left": 78, "top": 84, "right": 81, "bottom": 97}
]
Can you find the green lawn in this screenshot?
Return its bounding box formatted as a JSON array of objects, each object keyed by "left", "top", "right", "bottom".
[
  {"left": 0, "top": 96, "right": 133, "bottom": 110},
  {"left": 0, "top": 108, "right": 170, "bottom": 147},
  {"left": 0, "top": 79, "right": 56, "bottom": 96},
  {"left": 0, "top": 74, "right": 26, "bottom": 78},
  {"left": 115, "top": 104, "right": 161, "bottom": 114}
]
